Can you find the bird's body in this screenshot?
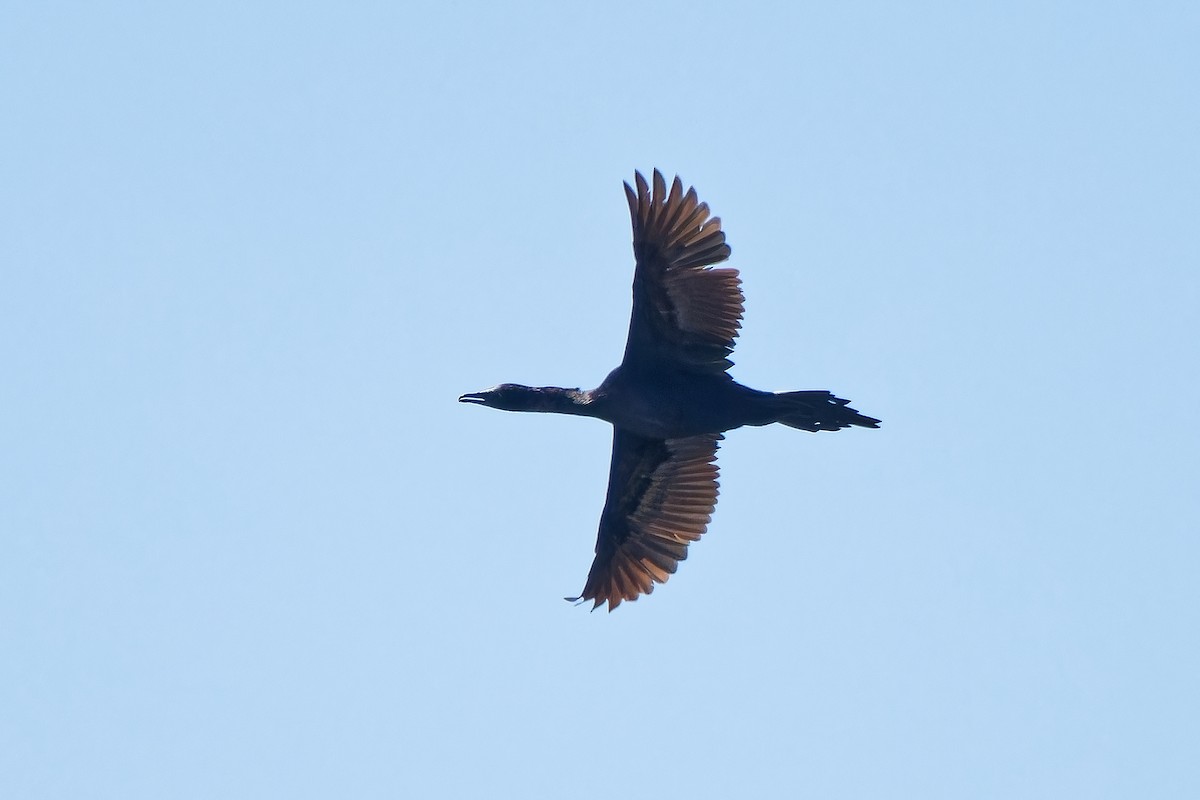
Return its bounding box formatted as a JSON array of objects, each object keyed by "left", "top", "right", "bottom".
[
  {"left": 461, "top": 170, "right": 879, "bottom": 610},
  {"left": 596, "top": 366, "right": 765, "bottom": 438},
  {"left": 506, "top": 369, "right": 763, "bottom": 438}
]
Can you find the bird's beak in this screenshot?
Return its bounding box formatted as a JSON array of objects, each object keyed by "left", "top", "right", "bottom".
[{"left": 458, "top": 392, "right": 487, "bottom": 404}]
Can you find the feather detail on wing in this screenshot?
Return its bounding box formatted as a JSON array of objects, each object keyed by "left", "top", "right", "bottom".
[
  {"left": 622, "top": 170, "right": 744, "bottom": 375},
  {"left": 568, "top": 430, "right": 723, "bottom": 611}
]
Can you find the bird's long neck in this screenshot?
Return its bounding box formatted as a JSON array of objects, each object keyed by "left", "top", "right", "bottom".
[{"left": 519, "top": 386, "right": 603, "bottom": 417}]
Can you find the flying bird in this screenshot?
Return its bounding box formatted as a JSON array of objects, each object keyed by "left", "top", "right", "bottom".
[{"left": 460, "top": 170, "right": 879, "bottom": 611}]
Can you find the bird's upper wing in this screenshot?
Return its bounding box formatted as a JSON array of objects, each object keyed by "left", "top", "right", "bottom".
[
  {"left": 621, "top": 170, "right": 744, "bottom": 376},
  {"left": 569, "top": 428, "right": 722, "bottom": 611}
]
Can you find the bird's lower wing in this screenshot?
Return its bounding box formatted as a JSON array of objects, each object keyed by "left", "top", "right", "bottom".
[{"left": 568, "top": 429, "right": 722, "bottom": 612}]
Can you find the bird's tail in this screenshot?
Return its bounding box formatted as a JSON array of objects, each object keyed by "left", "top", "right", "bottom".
[{"left": 770, "top": 390, "right": 880, "bottom": 432}]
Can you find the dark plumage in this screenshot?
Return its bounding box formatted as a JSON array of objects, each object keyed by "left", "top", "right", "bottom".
[{"left": 460, "top": 170, "right": 879, "bottom": 611}]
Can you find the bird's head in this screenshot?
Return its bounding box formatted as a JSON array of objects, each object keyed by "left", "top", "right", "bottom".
[
  {"left": 458, "top": 383, "right": 539, "bottom": 411},
  {"left": 458, "top": 383, "right": 587, "bottom": 413}
]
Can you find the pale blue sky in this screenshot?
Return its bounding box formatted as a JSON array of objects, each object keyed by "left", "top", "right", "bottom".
[{"left": 3, "top": 2, "right": 1198, "bottom": 798}]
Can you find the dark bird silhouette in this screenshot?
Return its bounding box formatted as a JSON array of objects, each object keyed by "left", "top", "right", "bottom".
[{"left": 460, "top": 170, "right": 879, "bottom": 611}]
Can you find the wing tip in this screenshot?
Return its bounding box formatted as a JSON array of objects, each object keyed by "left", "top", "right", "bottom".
[{"left": 627, "top": 169, "right": 732, "bottom": 270}]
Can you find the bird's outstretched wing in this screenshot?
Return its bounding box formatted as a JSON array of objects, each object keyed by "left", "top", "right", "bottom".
[
  {"left": 568, "top": 429, "right": 722, "bottom": 611},
  {"left": 622, "top": 169, "right": 744, "bottom": 376}
]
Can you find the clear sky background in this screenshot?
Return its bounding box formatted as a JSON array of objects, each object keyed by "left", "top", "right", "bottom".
[{"left": 3, "top": 3, "right": 1197, "bottom": 798}]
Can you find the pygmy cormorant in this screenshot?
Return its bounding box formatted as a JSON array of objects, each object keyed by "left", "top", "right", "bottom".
[{"left": 460, "top": 170, "right": 879, "bottom": 611}]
